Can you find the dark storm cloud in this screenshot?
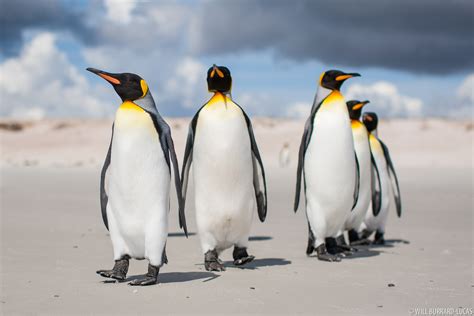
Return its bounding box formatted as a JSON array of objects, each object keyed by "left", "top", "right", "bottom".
[
  {"left": 192, "top": 0, "right": 474, "bottom": 74},
  {"left": 0, "top": 0, "right": 95, "bottom": 56}
]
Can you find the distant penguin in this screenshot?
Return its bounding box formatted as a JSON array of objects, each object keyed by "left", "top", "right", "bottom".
[
  {"left": 340, "top": 100, "right": 380, "bottom": 247},
  {"left": 294, "top": 70, "right": 361, "bottom": 262},
  {"left": 279, "top": 142, "right": 291, "bottom": 167},
  {"left": 181, "top": 65, "right": 267, "bottom": 271},
  {"left": 359, "top": 112, "right": 402, "bottom": 244},
  {"left": 87, "top": 68, "right": 187, "bottom": 286}
]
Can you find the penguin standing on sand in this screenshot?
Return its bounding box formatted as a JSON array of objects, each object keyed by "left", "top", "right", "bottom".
[
  {"left": 359, "top": 112, "right": 402, "bottom": 244},
  {"left": 339, "top": 100, "right": 381, "bottom": 246},
  {"left": 87, "top": 68, "right": 187, "bottom": 285},
  {"left": 294, "top": 70, "right": 360, "bottom": 262},
  {"left": 181, "top": 65, "right": 267, "bottom": 271}
]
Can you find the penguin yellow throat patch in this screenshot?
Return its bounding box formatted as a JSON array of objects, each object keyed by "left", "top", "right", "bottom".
[
  {"left": 206, "top": 92, "right": 231, "bottom": 107},
  {"left": 115, "top": 101, "right": 155, "bottom": 132},
  {"left": 118, "top": 101, "right": 145, "bottom": 112},
  {"left": 351, "top": 120, "right": 364, "bottom": 129},
  {"left": 321, "top": 90, "right": 343, "bottom": 108}
]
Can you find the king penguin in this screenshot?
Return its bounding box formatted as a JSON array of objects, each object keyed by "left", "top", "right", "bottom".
[
  {"left": 87, "top": 68, "right": 187, "bottom": 286},
  {"left": 358, "top": 112, "right": 402, "bottom": 245},
  {"left": 339, "top": 100, "right": 380, "bottom": 247},
  {"left": 294, "top": 70, "right": 360, "bottom": 262},
  {"left": 181, "top": 65, "right": 267, "bottom": 271}
]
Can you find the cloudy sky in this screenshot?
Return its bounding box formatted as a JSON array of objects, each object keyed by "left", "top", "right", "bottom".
[{"left": 0, "top": 0, "right": 473, "bottom": 119}]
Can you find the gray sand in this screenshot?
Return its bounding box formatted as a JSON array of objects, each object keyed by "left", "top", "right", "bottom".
[{"left": 1, "top": 164, "right": 472, "bottom": 315}]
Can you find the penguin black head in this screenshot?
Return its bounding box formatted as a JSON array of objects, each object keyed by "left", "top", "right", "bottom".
[
  {"left": 86, "top": 68, "right": 149, "bottom": 102},
  {"left": 207, "top": 64, "right": 232, "bottom": 94},
  {"left": 319, "top": 70, "right": 360, "bottom": 91},
  {"left": 362, "top": 112, "right": 379, "bottom": 132},
  {"left": 347, "top": 100, "right": 370, "bottom": 120}
]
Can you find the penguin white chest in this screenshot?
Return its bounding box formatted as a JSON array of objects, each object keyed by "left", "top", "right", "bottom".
[
  {"left": 192, "top": 97, "right": 255, "bottom": 252},
  {"left": 106, "top": 102, "right": 170, "bottom": 261},
  {"left": 363, "top": 135, "right": 391, "bottom": 231},
  {"left": 344, "top": 122, "right": 372, "bottom": 230},
  {"left": 304, "top": 92, "right": 356, "bottom": 239}
]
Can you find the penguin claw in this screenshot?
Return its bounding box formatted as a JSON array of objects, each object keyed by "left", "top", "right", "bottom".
[
  {"left": 234, "top": 255, "right": 255, "bottom": 266},
  {"left": 205, "top": 261, "right": 225, "bottom": 272},
  {"left": 96, "top": 269, "right": 126, "bottom": 281},
  {"left": 128, "top": 277, "right": 157, "bottom": 286},
  {"left": 317, "top": 253, "right": 342, "bottom": 262}
]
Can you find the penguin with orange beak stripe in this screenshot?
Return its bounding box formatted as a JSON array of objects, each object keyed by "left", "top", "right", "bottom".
[
  {"left": 86, "top": 68, "right": 187, "bottom": 285},
  {"left": 337, "top": 100, "right": 382, "bottom": 247},
  {"left": 294, "top": 70, "right": 361, "bottom": 262}
]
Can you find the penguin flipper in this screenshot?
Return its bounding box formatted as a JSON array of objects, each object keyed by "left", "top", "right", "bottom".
[
  {"left": 351, "top": 152, "right": 360, "bottom": 211},
  {"left": 100, "top": 123, "right": 114, "bottom": 231},
  {"left": 181, "top": 110, "right": 200, "bottom": 203},
  {"left": 294, "top": 122, "right": 309, "bottom": 213},
  {"left": 379, "top": 140, "right": 402, "bottom": 217},
  {"left": 165, "top": 130, "right": 188, "bottom": 237},
  {"left": 370, "top": 150, "right": 382, "bottom": 216},
  {"left": 294, "top": 95, "right": 324, "bottom": 212},
  {"left": 236, "top": 106, "right": 267, "bottom": 222},
  {"left": 148, "top": 112, "right": 188, "bottom": 237}
]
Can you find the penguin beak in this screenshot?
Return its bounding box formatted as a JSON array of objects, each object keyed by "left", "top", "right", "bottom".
[
  {"left": 352, "top": 100, "right": 370, "bottom": 110},
  {"left": 335, "top": 73, "right": 361, "bottom": 82},
  {"left": 86, "top": 67, "right": 121, "bottom": 85}
]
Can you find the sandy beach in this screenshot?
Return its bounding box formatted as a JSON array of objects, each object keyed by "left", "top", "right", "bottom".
[{"left": 0, "top": 118, "right": 472, "bottom": 315}]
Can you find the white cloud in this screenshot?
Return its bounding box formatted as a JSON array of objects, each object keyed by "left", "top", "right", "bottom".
[
  {"left": 345, "top": 81, "right": 423, "bottom": 117},
  {"left": 104, "top": 0, "right": 138, "bottom": 24},
  {"left": 451, "top": 73, "right": 474, "bottom": 118},
  {"left": 0, "top": 32, "right": 109, "bottom": 118},
  {"left": 164, "top": 57, "right": 206, "bottom": 108}
]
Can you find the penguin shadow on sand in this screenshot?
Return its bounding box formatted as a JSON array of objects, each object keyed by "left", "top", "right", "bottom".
[
  {"left": 223, "top": 258, "right": 292, "bottom": 270},
  {"left": 339, "top": 238, "right": 410, "bottom": 259},
  {"left": 102, "top": 271, "right": 220, "bottom": 285},
  {"left": 367, "top": 238, "right": 410, "bottom": 249},
  {"left": 224, "top": 235, "right": 292, "bottom": 270}
]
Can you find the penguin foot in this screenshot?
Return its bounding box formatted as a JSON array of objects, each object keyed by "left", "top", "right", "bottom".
[
  {"left": 325, "top": 237, "right": 352, "bottom": 257},
  {"left": 128, "top": 264, "right": 159, "bottom": 286},
  {"left": 306, "top": 223, "right": 316, "bottom": 255},
  {"left": 373, "top": 231, "right": 385, "bottom": 245},
  {"left": 315, "top": 244, "right": 341, "bottom": 262},
  {"left": 306, "top": 240, "right": 315, "bottom": 256},
  {"left": 335, "top": 235, "right": 359, "bottom": 252},
  {"left": 359, "top": 229, "right": 374, "bottom": 240},
  {"left": 97, "top": 256, "right": 129, "bottom": 281},
  {"left": 204, "top": 249, "right": 225, "bottom": 272},
  {"left": 234, "top": 256, "right": 255, "bottom": 266},
  {"left": 233, "top": 246, "right": 255, "bottom": 266}
]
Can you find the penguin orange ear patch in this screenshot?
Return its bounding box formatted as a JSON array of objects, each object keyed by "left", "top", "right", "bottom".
[
  {"left": 140, "top": 80, "right": 148, "bottom": 98},
  {"left": 99, "top": 73, "right": 120, "bottom": 85}
]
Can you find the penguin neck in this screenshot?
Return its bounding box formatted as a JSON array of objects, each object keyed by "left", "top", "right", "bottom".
[
  {"left": 351, "top": 119, "right": 364, "bottom": 129},
  {"left": 319, "top": 90, "right": 345, "bottom": 111},
  {"left": 208, "top": 92, "right": 232, "bottom": 106},
  {"left": 314, "top": 85, "right": 333, "bottom": 106},
  {"left": 132, "top": 90, "right": 159, "bottom": 116}
]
